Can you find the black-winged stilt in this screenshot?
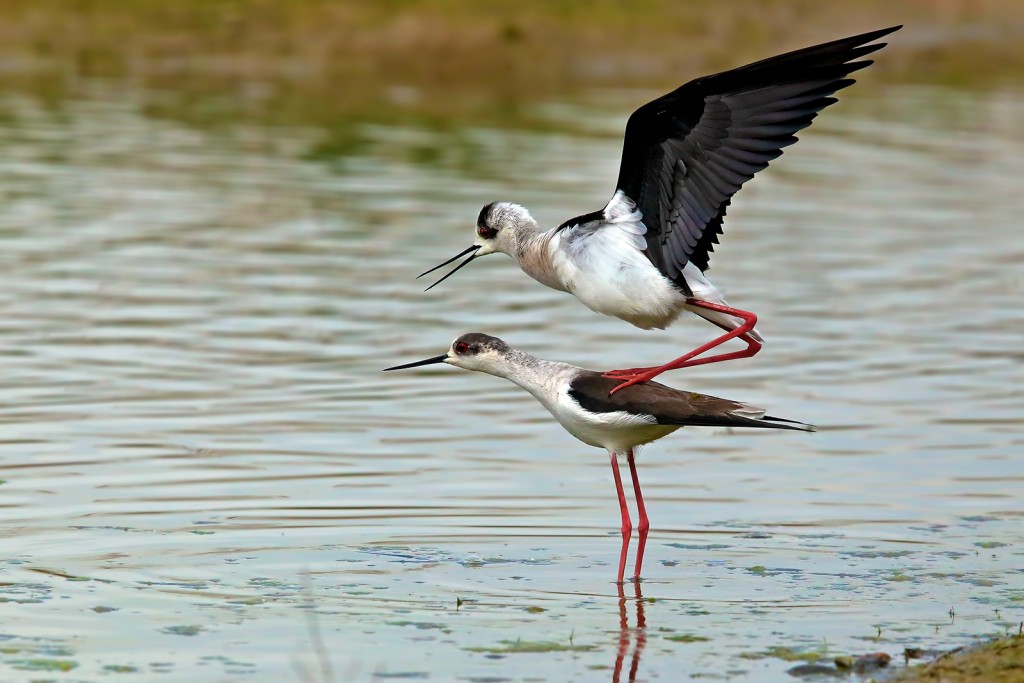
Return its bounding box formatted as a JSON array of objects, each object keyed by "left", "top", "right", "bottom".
[
  {"left": 419, "top": 26, "right": 900, "bottom": 395},
  {"left": 384, "top": 333, "right": 813, "bottom": 583}
]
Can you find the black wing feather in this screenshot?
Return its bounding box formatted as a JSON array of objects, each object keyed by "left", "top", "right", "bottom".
[
  {"left": 567, "top": 372, "right": 814, "bottom": 432},
  {"left": 616, "top": 26, "right": 900, "bottom": 281}
]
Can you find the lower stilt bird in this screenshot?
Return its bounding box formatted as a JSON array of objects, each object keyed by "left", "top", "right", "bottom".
[{"left": 385, "top": 333, "right": 814, "bottom": 582}]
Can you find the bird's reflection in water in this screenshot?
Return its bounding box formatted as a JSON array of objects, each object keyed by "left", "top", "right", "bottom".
[{"left": 613, "top": 580, "right": 646, "bottom": 683}]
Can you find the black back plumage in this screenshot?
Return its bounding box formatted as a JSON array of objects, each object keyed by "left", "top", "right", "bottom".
[
  {"left": 568, "top": 372, "right": 814, "bottom": 432},
  {"left": 615, "top": 26, "right": 900, "bottom": 284}
]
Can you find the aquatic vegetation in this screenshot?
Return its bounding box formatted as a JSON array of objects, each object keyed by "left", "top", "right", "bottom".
[
  {"left": 10, "top": 657, "right": 78, "bottom": 672},
  {"left": 739, "top": 645, "right": 827, "bottom": 663},
  {"left": 466, "top": 639, "right": 597, "bottom": 654},
  {"left": 161, "top": 625, "right": 204, "bottom": 636},
  {"left": 103, "top": 664, "right": 140, "bottom": 673}
]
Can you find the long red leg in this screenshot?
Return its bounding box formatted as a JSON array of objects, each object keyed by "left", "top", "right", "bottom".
[
  {"left": 626, "top": 450, "right": 649, "bottom": 582},
  {"left": 610, "top": 451, "right": 632, "bottom": 584},
  {"left": 605, "top": 300, "right": 762, "bottom": 395},
  {"left": 603, "top": 329, "right": 756, "bottom": 377}
]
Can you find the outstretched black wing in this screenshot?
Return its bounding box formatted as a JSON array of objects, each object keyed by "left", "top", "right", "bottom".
[{"left": 616, "top": 26, "right": 900, "bottom": 283}]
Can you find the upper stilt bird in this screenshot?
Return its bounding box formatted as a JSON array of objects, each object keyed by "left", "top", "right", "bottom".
[
  {"left": 419, "top": 27, "right": 900, "bottom": 395},
  {"left": 384, "top": 333, "right": 814, "bottom": 583}
]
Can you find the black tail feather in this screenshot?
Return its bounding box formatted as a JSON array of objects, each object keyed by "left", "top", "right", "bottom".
[
  {"left": 754, "top": 415, "right": 816, "bottom": 432},
  {"left": 661, "top": 413, "right": 816, "bottom": 432}
]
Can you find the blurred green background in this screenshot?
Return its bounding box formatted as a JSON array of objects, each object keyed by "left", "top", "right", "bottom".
[{"left": 2, "top": 0, "right": 1021, "bottom": 135}]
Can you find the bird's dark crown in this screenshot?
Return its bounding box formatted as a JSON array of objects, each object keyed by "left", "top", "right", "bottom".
[
  {"left": 477, "top": 202, "right": 496, "bottom": 228},
  {"left": 452, "top": 332, "right": 509, "bottom": 357},
  {"left": 477, "top": 202, "right": 499, "bottom": 240}
]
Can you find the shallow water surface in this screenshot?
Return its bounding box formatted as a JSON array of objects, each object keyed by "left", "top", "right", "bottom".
[{"left": 0, "top": 84, "right": 1022, "bottom": 681}]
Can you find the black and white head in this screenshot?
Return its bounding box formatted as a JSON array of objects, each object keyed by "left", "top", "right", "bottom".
[
  {"left": 473, "top": 202, "right": 536, "bottom": 256},
  {"left": 383, "top": 333, "right": 513, "bottom": 376},
  {"left": 418, "top": 202, "right": 538, "bottom": 291}
]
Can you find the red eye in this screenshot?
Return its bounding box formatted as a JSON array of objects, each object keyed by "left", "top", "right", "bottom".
[
  {"left": 454, "top": 342, "right": 469, "bottom": 354},
  {"left": 477, "top": 226, "right": 497, "bottom": 240}
]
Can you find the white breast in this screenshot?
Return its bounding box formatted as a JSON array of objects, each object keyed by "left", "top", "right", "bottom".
[
  {"left": 552, "top": 193, "right": 687, "bottom": 330},
  {"left": 549, "top": 385, "right": 681, "bottom": 453}
]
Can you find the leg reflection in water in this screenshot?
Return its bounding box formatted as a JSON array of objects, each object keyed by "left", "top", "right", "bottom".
[{"left": 613, "top": 580, "right": 647, "bottom": 683}]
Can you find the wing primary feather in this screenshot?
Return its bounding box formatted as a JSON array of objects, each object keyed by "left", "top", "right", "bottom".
[{"left": 613, "top": 26, "right": 899, "bottom": 281}]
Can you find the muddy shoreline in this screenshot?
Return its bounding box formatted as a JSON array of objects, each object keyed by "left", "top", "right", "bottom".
[{"left": 886, "top": 634, "right": 1024, "bottom": 683}]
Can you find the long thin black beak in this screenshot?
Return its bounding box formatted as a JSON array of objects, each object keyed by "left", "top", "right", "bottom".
[
  {"left": 383, "top": 354, "right": 449, "bottom": 372},
  {"left": 417, "top": 245, "right": 480, "bottom": 291}
]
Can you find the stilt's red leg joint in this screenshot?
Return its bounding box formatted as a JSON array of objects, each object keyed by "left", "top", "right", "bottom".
[
  {"left": 605, "top": 299, "right": 762, "bottom": 395},
  {"left": 627, "top": 450, "right": 649, "bottom": 582}
]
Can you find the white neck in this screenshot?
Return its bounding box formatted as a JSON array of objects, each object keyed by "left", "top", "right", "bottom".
[
  {"left": 482, "top": 350, "right": 575, "bottom": 404},
  {"left": 509, "top": 227, "right": 565, "bottom": 292}
]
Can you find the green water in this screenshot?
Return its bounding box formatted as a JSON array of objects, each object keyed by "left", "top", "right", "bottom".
[{"left": 0, "top": 81, "right": 1022, "bottom": 681}]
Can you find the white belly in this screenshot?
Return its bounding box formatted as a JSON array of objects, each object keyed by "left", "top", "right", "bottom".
[
  {"left": 563, "top": 248, "right": 759, "bottom": 337},
  {"left": 547, "top": 388, "right": 681, "bottom": 452},
  {"left": 529, "top": 214, "right": 749, "bottom": 333},
  {"left": 563, "top": 245, "right": 687, "bottom": 330}
]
